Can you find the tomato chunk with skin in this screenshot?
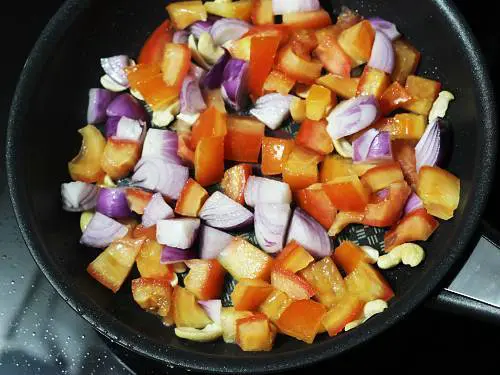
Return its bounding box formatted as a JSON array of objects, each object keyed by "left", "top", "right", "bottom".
[
  {"left": 259, "top": 290, "right": 292, "bottom": 323},
  {"left": 273, "top": 241, "right": 315, "bottom": 274},
  {"left": 231, "top": 278, "right": 274, "bottom": 311},
  {"left": 132, "top": 277, "right": 173, "bottom": 319},
  {"left": 316, "top": 74, "right": 360, "bottom": 99},
  {"left": 136, "top": 239, "right": 175, "bottom": 280},
  {"left": 299, "top": 257, "right": 346, "bottom": 308},
  {"left": 322, "top": 294, "right": 363, "bottom": 336},
  {"left": 402, "top": 75, "right": 441, "bottom": 116},
  {"left": 276, "top": 45, "right": 323, "bottom": 84},
  {"left": 236, "top": 313, "right": 277, "bottom": 352},
  {"left": 175, "top": 178, "right": 209, "bottom": 217},
  {"left": 249, "top": 36, "right": 281, "bottom": 100},
  {"left": 356, "top": 66, "right": 391, "bottom": 98},
  {"left": 333, "top": 241, "right": 373, "bottom": 274},
  {"left": 173, "top": 286, "right": 212, "bottom": 328},
  {"left": 295, "top": 184, "right": 338, "bottom": 229},
  {"left": 337, "top": 20, "right": 375, "bottom": 67},
  {"left": 296, "top": 119, "right": 334, "bottom": 155},
  {"left": 271, "top": 268, "right": 315, "bottom": 300},
  {"left": 194, "top": 136, "right": 225, "bottom": 187},
  {"left": 323, "top": 175, "right": 369, "bottom": 212},
  {"left": 261, "top": 137, "right": 294, "bottom": 176},
  {"left": 417, "top": 166, "right": 460, "bottom": 220},
  {"left": 276, "top": 299, "right": 326, "bottom": 344},
  {"left": 363, "top": 181, "right": 412, "bottom": 227},
  {"left": 263, "top": 70, "right": 296, "bottom": 96},
  {"left": 360, "top": 163, "right": 405, "bottom": 192},
  {"left": 344, "top": 262, "right": 394, "bottom": 302},
  {"left": 161, "top": 43, "right": 192, "bottom": 89},
  {"left": 166, "top": 1, "right": 207, "bottom": 30},
  {"left": 100, "top": 138, "right": 141, "bottom": 180},
  {"left": 68, "top": 125, "right": 106, "bottom": 183},
  {"left": 221, "top": 164, "right": 253, "bottom": 204},
  {"left": 225, "top": 116, "right": 265, "bottom": 163},
  {"left": 379, "top": 81, "right": 412, "bottom": 115},
  {"left": 384, "top": 208, "right": 439, "bottom": 251},
  {"left": 282, "top": 9, "right": 332, "bottom": 30},
  {"left": 184, "top": 259, "right": 226, "bottom": 300},
  {"left": 191, "top": 106, "right": 227, "bottom": 149},
  {"left": 283, "top": 145, "right": 322, "bottom": 191},
  {"left": 138, "top": 20, "right": 173, "bottom": 65}
]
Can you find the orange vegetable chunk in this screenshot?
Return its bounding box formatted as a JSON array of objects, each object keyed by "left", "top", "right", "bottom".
[
  {"left": 296, "top": 119, "right": 334, "bottom": 155},
  {"left": 161, "top": 43, "right": 191, "bottom": 89},
  {"left": 306, "top": 85, "right": 335, "bottom": 121},
  {"left": 320, "top": 155, "right": 355, "bottom": 183},
  {"left": 323, "top": 175, "right": 369, "bottom": 212},
  {"left": 172, "top": 286, "right": 212, "bottom": 328},
  {"left": 334, "top": 241, "right": 373, "bottom": 274},
  {"left": 273, "top": 241, "right": 315, "bottom": 274},
  {"left": 360, "top": 163, "right": 405, "bottom": 192},
  {"left": 68, "top": 125, "right": 106, "bottom": 183},
  {"left": 375, "top": 113, "right": 426, "bottom": 140},
  {"left": 316, "top": 74, "right": 360, "bottom": 99},
  {"left": 276, "top": 299, "right": 327, "bottom": 343},
  {"left": 166, "top": 1, "right": 207, "bottom": 29},
  {"left": 379, "top": 81, "right": 412, "bottom": 115},
  {"left": 402, "top": 75, "right": 441, "bottom": 116},
  {"left": 136, "top": 239, "right": 175, "bottom": 280},
  {"left": 259, "top": 290, "right": 292, "bottom": 323},
  {"left": 184, "top": 259, "right": 226, "bottom": 300},
  {"left": 175, "top": 178, "right": 209, "bottom": 217},
  {"left": 322, "top": 294, "right": 363, "bottom": 336},
  {"left": 221, "top": 164, "right": 253, "bottom": 204},
  {"left": 356, "top": 66, "right": 391, "bottom": 98},
  {"left": 236, "top": 313, "right": 277, "bottom": 351},
  {"left": 125, "top": 188, "right": 153, "bottom": 215},
  {"left": 138, "top": 20, "right": 173, "bottom": 65},
  {"left": 271, "top": 268, "right": 315, "bottom": 300},
  {"left": 282, "top": 9, "right": 332, "bottom": 30},
  {"left": 251, "top": 0, "right": 274, "bottom": 25},
  {"left": 100, "top": 138, "right": 141, "bottom": 180},
  {"left": 263, "top": 70, "right": 296, "bottom": 96},
  {"left": 225, "top": 116, "right": 265, "bottom": 162},
  {"left": 132, "top": 278, "right": 173, "bottom": 318},
  {"left": 276, "top": 45, "right": 323, "bottom": 84},
  {"left": 295, "top": 185, "right": 338, "bottom": 229},
  {"left": 249, "top": 36, "right": 281, "bottom": 100},
  {"left": 392, "top": 39, "right": 421, "bottom": 84},
  {"left": 231, "top": 278, "right": 274, "bottom": 311},
  {"left": 344, "top": 262, "right": 395, "bottom": 302},
  {"left": 261, "top": 137, "right": 294, "bottom": 176},
  {"left": 194, "top": 136, "right": 225, "bottom": 187},
  {"left": 337, "top": 20, "right": 375, "bottom": 66},
  {"left": 204, "top": 0, "right": 253, "bottom": 21},
  {"left": 283, "top": 145, "right": 322, "bottom": 191},
  {"left": 191, "top": 106, "right": 227, "bottom": 149}
]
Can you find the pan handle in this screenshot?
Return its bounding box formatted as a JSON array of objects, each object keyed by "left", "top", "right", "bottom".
[{"left": 427, "top": 221, "right": 500, "bottom": 323}]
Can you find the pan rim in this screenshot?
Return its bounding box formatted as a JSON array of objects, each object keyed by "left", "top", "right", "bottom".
[{"left": 5, "top": 0, "right": 497, "bottom": 373}]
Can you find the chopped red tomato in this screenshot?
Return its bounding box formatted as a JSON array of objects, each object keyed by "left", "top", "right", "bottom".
[{"left": 283, "top": 145, "right": 322, "bottom": 191}]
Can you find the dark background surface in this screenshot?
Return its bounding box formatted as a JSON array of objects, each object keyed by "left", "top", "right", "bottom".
[{"left": 1, "top": 0, "right": 500, "bottom": 374}]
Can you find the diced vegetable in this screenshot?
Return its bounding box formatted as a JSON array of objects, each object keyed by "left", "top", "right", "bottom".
[
  {"left": 231, "top": 278, "right": 274, "bottom": 311},
  {"left": 180, "top": 75, "right": 207, "bottom": 114},
  {"left": 392, "top": 39, "right": 421, "bottom": 84},
  {"left": 299, "top": 257, "right": 345, "bottom": 307},
  {"left": 392, "top": 140, "right": 418, "bottom": 188},
  {"left": 61, "top": 181, "right": 99, "bottom": 212},
  {"left": 295, "top": 184, "right": 337, "bottom": 229},
  {"left": 173, "top": 286, "right": 212, "bottom": 328},
  {"left": 142, "top": 128, "right": 181, "bottom": 165},
  {"left": 415, "top": 119, "right": 440, "bottom": 172},
  {"left": 96, "top": 188, "right": 131, "bottom": 219},
  {"left": 352, "top": 129, "right": 392, "bottom": 163},
  {"left": 363, "top": 182, "right": 411, "bottom": 227},
  {"left": 175, "top": 178, "right": 209, "bottom": 217},
  {"left": 221, "top": 164, "right": 253, "bottom": 204},
  {"left": 320, "top": 155, "right": 354, "bottom": 183},
  {"left": 204, "top": 1, "right": 253, "bottom": 21},
  {"left": 259, "top": 290, "right": 292, "bottom": 323},
  {"left": 80, "top": 212, "right": 128, "bottom": 249},
  {"left": 194, "top": 136, "right": 225, "bottom": 186},
  {"left": 198, "top": 299, "right": 222, "bottom": 325},
  {"left": 225, "top": 116, "right": 265, "bottom": 162},
  {"left": 282, "top": 9, "right": 332, "bottom": 30},
  {"left": 254, "top": 203, "right": 292, "bottom": 253},
  {"left": 87, "top": 235, "right": 144, "bottom": 293},
  {"left": 101, "top": 138, "right": 141, "bottom": 180},
  {"left": 360, "top": 163, "right": 404, "bottom": 192},
  {"left": 136, "top": 239, "right": 174, "bottom": 279},
  {"left": 68, "top": 125, "right": 106, "bottom": 183},
  {"left": 106, "top": 93, "right": 147, "bottom": 120},
  {"left": 161, "top": 43, "right": 192, "bottom": 90},
  {"left": 328, "top": 211, "right": 364, "bottom": 237},
  {"left": 273, "top": 241, "right": 314, "bottom": 273},
  {"left": 368, "top": 17, "right": 401, "bottom": 41},
  {"left": 276, "top": 44, "right": 323, "bottom": 84},
  {"left": 132, "top": 278, "right": 173, "bottom": 318},
  {"left": 283, "top": 145, "right": 322, "bottom": 191},
  {"left": 138, "top": 19, "right": 173, "bottom": 65},
  {"left": 384, "top": 208, "right": 439, "bottom": 251},
  {"left": 261, "top": 137, "right": 294, "bottom": 176},
  {"left": 290, "top": 96, "right": 306, "bottom": 122},
  {"left": 210, "top": 18, "right": 251, "bottom": 45},
  {"left": 244, "top": 176, "right": 292, "bottom": 207},
  {"left": 306, "top": 85, "right": 335, "bottom": 121},
  {"left": 250, "top": 93, "right": 294, "bottom": 130},
  {"left": 191, "top": 106, "right": 227, "bottom": 150},
  {"left": 263, "top": 70, "right": 296, "bottom": 95},
  {"left": 249, "top": 35, "right": 281, "bottom": 100},
  {"left": 356, "top": 66, "right": 391, "bottom": 98},
  {"left": 87, "top": 88, "right": 116, "bottom": 124},
  {"left": 202, "top": 51, "right": 230, "bottom": 89},
  {"left": 271, "top": 268, "right": 315, "bottom": 300},
  {"left": 125, "top": 188, "right": 152, "bottom": 215},
  {"left": 132, "top": 224, "right": 157, "bottom": 241},
  {"left": 337, "top": 20, "right": 375, "bottom": 66},
  {"left": 200, "top": 191, "right": 254, "bottom": 229},
  {"left": 199, "top": 225, "right": 234, "bottom": 259},
  {"left": 236, "top": 313, "right": 277, "bottom": 352},
  {"left": 156, "top": 218, "right": 200, "bottom": 249},
  {"left": 367, "top": 31, "right": 395, "bottom": 74},
  {"left": 379, "top": 81, "right": 412, "bottom": 115},
  {"left": 184, "top": 259, "right": 226, "bottom": 300},
  {"left": 297, "top": 119, "right": 334, "bottom": 155},
  {"left": 402, "top": 75, "right": 441, "bottom": 116},
  {"left": 322, "top": 294, "right": 363, "bottom": 336},
  {"left": 404, "top": 192, "right": 424, "bottom": 216},
  {"left": 334, "top": 241, "right": 375, "bottom": 274},
  {"left": 316, "top": 74, "right": 359, "bottom": 99},
  {"left": 315, "top": 26, "right": 351, "bottom": 78},
  {"left": 276, "top": 299, "right": 326, "bottom": 343},
  {"left": 166, "top": 1, "right": 208, "bottom": 29},
  {"left": 286, "top": 208, "right": 331, "bottom": 258},
  {"left": 323, "top": 175, "right": 369, "bottom": 212},
  {"left": 344, "top": 262, "right": 394, "bottom": 302},
  {"left": 417, "top": 166, "right": 460, "bottom": 220},
  {"left": 221, "top": 58, "right": 249, "bottom": 110},
  {"left": 160, "top": 246, "right": 197, "bottom": 264},
  {"left": 221, "top": 307, "right": 253, "bottom": 343},
  {"left": 218, "top": 238, "right": 273, "bottom": 281},
  {"left": 374, "top": 113, "right": 426, "bottom": 140},
  {"left": 271, "top": 0, "right": 320, "bottom": 15}
]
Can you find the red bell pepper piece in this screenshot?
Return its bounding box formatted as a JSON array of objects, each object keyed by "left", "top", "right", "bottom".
[
  {"left": 362, "top": 181, "right": 412, "bottom": 227},
  {"left": 194, "top": 136, "right": 225, "bottom": 187},
  {"left": 296, "top": 119, "right": 334, "bottom": 155},
  {"left": 231, "top": 278, "right": 274, "bottom": 311},
  {"left": 138, "top": 20, "right": 173, "bottom": 65},
  {"left": 323, "top": 175, "right": 369, "bottom": 212},
  {"left": 392, "top": 39, "right": 421, "bottom": 84},
  {"left": 295, "top": 184, "right": 338, "bottom": 229},
  {"left": 315, "top": 26, "right": 352, "bottom": 78},
  {"left": 276, "top": 44, "right": 323, "bottom": 84},
  {"left": 125, "top": 188, "right": 153, "bottom": 215},
  {"left": 248, "top": 35, "right": 281, "bottom": 100},
  {"left": 225, "top": 116, "right": 265, "bottom": 163},
  {"left": 261, "top": 137, "right": 294, "bottom": 176},
  {"left": 379, "top": 81, "right": 412, "bottom": 115},
  {"left": 177, "top": 133, "right": 195, "bottom": 166},
  {"left": 392, "top": 140, "right": 418, "bottom": 188},
  {"left": 333, "top": 241, "right": 372, "bottom": 274},
  {"left": 360, "top": 162, "right": 405, "bottom": 192},
  {"left": 132, "top": 278, "right": 173, "bottom": 319},
  {"left": 328, "top": 211, "right": 364, "bottom": 237},
  {"left": 337, "top": 20, "right": 375, "bottom": 67},
  {"left": 402, "top": 75, "right": 441, "bottom": 116},
  {"left": 322, "top": 294, "right": 363, "bottom": 336},
  {"left": 191, "top": 106, "right": 227, "bottom": 149},
  {"left": 175, "top": 178, "right": 209, "bottom": 217},
  {"left": 263, "top": 70, "right": 296, "bottom": 95},
  {"left": 273, "top": 241, "right": 315, "bottom": 274},
  {"left": 282, "top": 145, "right": 322, "bottom": 191},
  {"left": 221, "top": 164, "right": 253, "bottom": 204},
  {"left": 184, "top": 259, "right": 226, "bottom": 300},
  {"left": 161, "top": 43, "right": 192, "bottom": 89},
  {"left": 166, "top": 1, "right": 208, "bottom": 30},
  {"left": 136, "top": 239, "right": 175, "bottom": 280},
  {"left": 100, "top": 138, "right": 141, "bottom": 180},
  {"left": 344, "top": 262, "right": 394, "bottom": 302},
  {"left": 277, "top": 299, "right": 327, "bottom": 344},
  {"left": 356, "top": 66, "right": 391, "bottom": 98},
  {"left": 282, "top": 9, "right": 332, "bottom": 30},
  {"left": 68, "top": 125, "right": 106, "bottom": 183}
]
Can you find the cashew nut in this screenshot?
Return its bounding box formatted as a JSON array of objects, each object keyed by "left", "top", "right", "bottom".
[
  {"left": 198, "top": 32, "right": 226, "bottom": 65},
  {"left": 130, "top": 88, "right": 145, "bottom": 101},
  {"left": 100, "top": 74, "right": 128, "bottom": 92},
  {"left": 400, "top": 243, "right": 426, "bottom": 267},
  {"left": 188, "top": 34, "right": 212, "bottom": 70},
  {"left": 177, "top": 112, "right": 201, "bottom": 125},
  {"left": 377, "top": 249, "right": 402, "bottom": 270},
  {"left": 152, "top": 101, "right": 180, "bottom": 128},
  {"left": 363, "top": 299, "right": 388, "bottom": 320},
  {"left": 429, "top": 91, "right": 455, "bottom": 123},
  {"left": 360, "top": 245, "right": 379, "bottom": 264},
  {"left": 333, "top": 138, "right": 353, "bottom": 158},
  {"left": 344, "top": 319, "right": 362, "bottom": 331},
  {"left": 175, "top": 323, "right": 222, "bottom": 342},
  {"left": 80, "top": 211, "right": 94, "bottom": 232}
]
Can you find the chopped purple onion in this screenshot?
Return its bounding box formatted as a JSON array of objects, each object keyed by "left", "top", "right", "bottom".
[
  {"left": 180, "top": 75, "right": 207, "bottom": 114},
  {"left": 142, "top": 193, "right": 175, "bottom": 228},
  {"left": 160, "top": 246, "right": 197, "bottom": 264},
  {"left": 96, "top": 188, "right": 131, "bottom": 219},
  {"left": 272, "top": 0, "right": 320, "bottom": 15},
  {"left": 87, "top": 88, "right": 116, "bottom": 124},
  {"left": 202, "top": 52, "right": 230, "bottom": 89},
  {"left": 254, "top": 203, "right": 292, "bottom": 254},
  {"left": 244, "top": 176, "right": 292, "bottom": 207},
  {"left": 141, "top": 129, "right": 182, "bottom": 165},
  {"left": 286, "top": 208, "right": 331, "bottom": 258},
  {"left": 210, "top": 18, "right": 251, "bottom": 46},
  {"left": 220, "top": 58, "right": 248, "bottom": 111},
  {"left": 80, "top": 212, "right": 128, "bottom": 248},
  {"left": 199, "top": 225, "right": 234, "bottom": 259},
  {"left": 61, "top": 182, "right": 99, "bottom": 212},
  {"left": 106, "top": 93, "right": 147, "bottom": 121},
  {"left": 100, "top": 55, "right": 130, "bottom": 86},
  {"left": 415, "top": 119, "right": 441, "bottom": 171},
  {"left": 173, "top": 30, "right": 190, "bottom": 44},
  {"left": 199, "top": 191, "right": 254, "bottom": 230},
  {"left": 368, "top": 31, "right": 395, "bottom": 74},
  {"left": 404, "top": 192, "right": 424, "bottom": 215},
  {"left": 157, "top": 218, "right": 201, "bottom": 249},
  {"left": 249, "top": 93, "right": 294, "bottom": 130},
  {"left": 368, "top": 17, "right": 401, "bottom": 41}
]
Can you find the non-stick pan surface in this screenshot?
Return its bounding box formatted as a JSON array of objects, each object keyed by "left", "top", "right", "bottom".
[{"left": 6, "top": 0, "right": 497, "bottom": 373}]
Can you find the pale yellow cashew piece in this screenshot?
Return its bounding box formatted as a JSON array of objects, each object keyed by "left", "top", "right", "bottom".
[
  {"left": 100, "top": 74, "right": 128, "bottom": 92},
  {"left": 198, "top": 32, "right": 226, "bottom": 65},
  {"left": 175, "top": 323, "right": 222, "bottom": 342},
  {"left": 333, "top": 138, "right": 354, "bottom": 158},
  {"left": 188, "top": 34, "right": 211, "bottom": 70},
  {"left": 429, "top": 91, "right": 455, "bottom": 123},
  {"left": 360, "top": 245, "right": 379, "bottom": 264},
  {"left": 152, "top": 101, "right": 180, "bottom": 128}
]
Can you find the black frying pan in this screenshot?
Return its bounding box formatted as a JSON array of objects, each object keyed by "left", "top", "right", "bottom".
[{"left": 5, "top": 0, "right": 498, "bottom": 373}]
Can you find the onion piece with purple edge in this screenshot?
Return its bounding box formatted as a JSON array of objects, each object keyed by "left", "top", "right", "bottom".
[
  {"left": 286, "top": 208, "right": 331, "bottom": 258},
  {"left": 106, "top": 93, "right": 147, "bottom": 120},
  {"left": 198, "top": 300, "right": 222, "bottom": 324},
  {"left": 61, "top": 181, "right": 99, "bottom": 212},
  {"left": 100, "top": 55, "right": 130, "bottom": 87},
  {"left": 353, "top": 129, "right": 392, "bottom": 163},
  {"left": 199, "top": 191, "right": 254, "bottom": 230},
  {"left": 141, "top": 129, "right": 182, "bottom": 165},
  {"left": 210, "top": 18, "right": 251, "bottom": 46},
  {"left": 190, "top": 20, "right": 214, "bottom": 39},
  {"left": 132, "top": 158, "right": 189, "bottom": 200},
  {"left": 353, "top": 128, "right": 379, "bottom": 162},
  {"left": 189, "top": 63, "right": 207, "bottom": 80},
  {"left": 199, "top": 225, "right": 234, "bottom": 259},
  {"left": 368, "top": 17, "right": 401, "bottom": 41},
  {"left": 244, "top": 176, "right": 292, "bottom": 207},
  {"left": 272, "top": 0, "right": 320, "bottom": 15},
  {"left": 249, "top": 93, "right": 294, "bottom": 130},
  {"left": 368, "top": 31, "right": 395, "bottom": 74},
  {"left": 87, "top": 88, "right": 116, "bottom": 124},
  {"left": 105, "top": 117, "right": 120, "bottom": 138},
  {"left": 404, "top": 192, "right": 424, "bottom": 215},
  {"left": 96, "top": 188, "right": 131, "bottom": 218},
  {"left": 142, "top": 193, "right": 175, "bottom": 228},
  {"left": 202, "top": 52, "right": 230, "bottom": 89},
  {"left": 221, "top": 59, "right": 248, "bottom": 111},
  {"left": 180, "top": 75, "right": 207, "bottom": 114},
  {"left": 326, "top": 95, "right": 379, "bottom": 140},
  {"left": 415, "top": 119, "right": 441, "bottom": 172},
  {"left": 173, "top": 30, "right": 190, "bottom": 44},
  {"left": 157, "top": 218, "right": 201, "bottom": 249},
  {"left": 254, "top": 203, "right": 292, "bottom": 254},
  {"left": 114, "top": 117, "right": 146, "bottom": 142},
  {"left": 160, "top": 246, "right": 197, "bottom": 264},
  {"left": 80, "top": 212, "right": 128, "bottom": 248}
]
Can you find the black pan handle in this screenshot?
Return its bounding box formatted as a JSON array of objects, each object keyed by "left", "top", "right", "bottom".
[{"left": 427, "top": 221, "right": 500, "bottom": 324}]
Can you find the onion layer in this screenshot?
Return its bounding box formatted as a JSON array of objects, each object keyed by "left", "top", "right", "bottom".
[
  {"left": 272, "top": 0, "right": 320, "bottom": 15},
  {"left": 106, "top": 93, "right": 147, "bottom": 121},
  {"left": 180, "top": 75, "right": 207, "bottom": 114},
  {"left": 100, "top": 55, "right": 130, "bottom": 86},
  {"left": 368, "top": 31, "right": 395, "bottom": 74},
  {"left": 87, "top": 88, "right": 116, "bottom": 124},
  {"left": 404, "top": 192, "right": 424, "bottom": 215},
  {"left": 249, "top": 93, "right": 294, "bottom": 130},
  {"left": 210, "top": 18, "right": 251, "bottom": 46},
  {"left": 368, "top": 17, "right": 401, "bottom": 41},
  {"left": 160, "top": 246, "right": 197, "bottom": 264},
  {"left": 141, "top": 129, "right": 182, "bottom": 165},
  {"left": 221, "top": 59, "right": 249, "bottom": 111},
  {"left": 157, "top": 218, "right": 201, "bottom": 249},
  {"left": 286, "top": 208, "right": 331, "bottom": 258},
  {"left": 199, "top": 191, "right": 254, "bottom": 230},
  {"left": 61, "top": 181, "right": 99, "bottom": 212},
  {"left": 142, "top": 193, "right": 175, "bottom": 228},
  {"left": 415, "top": 119, "right": 441, "bottom": 172},
  {"left": 199, "top": 225, "right": 234, "bottom": 259},
  {"left": 254, "top": 203, "right": 292, "bottom": 253},
  {"left": 96, "top": 188, "right": 131, "bottom": 218},
  {"left": 244, "top": 176, "right": 292, "bottom": 207},
  {"left": 353, "top": 129, "right": 392, "bottom": 163},
  {"left": 80, "top": 212, "right": 128, "bottom": 248}
]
